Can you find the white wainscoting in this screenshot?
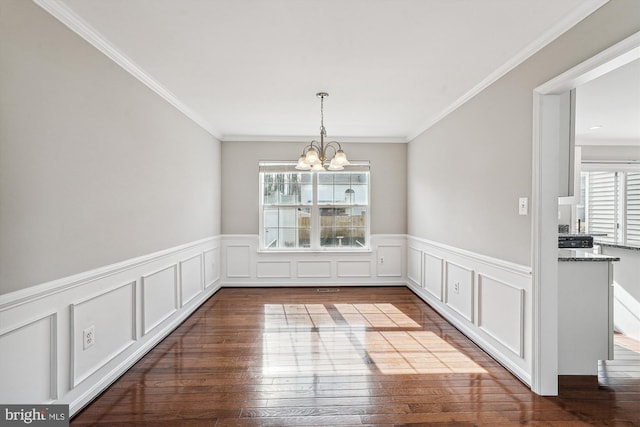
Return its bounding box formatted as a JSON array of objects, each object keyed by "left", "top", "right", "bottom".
[
  {"left": 70, "top": 281, "right": 136, "bottom": 387},
  {"left": 180, "top": 254, "right": 204, "bottom": 307},
  {"left": 142, "top": 265, "right": 179, "bottom": 335},
  {"left": 221, "top": 235, "right": 406, "bottom": 287},
  {"left": 0, "top": 312, "right": 57, "bottom": 403},
  {"left": 0, "top": 236, "right": 221, "bottom": 416},
  {"left": 407, "top": 236, "right": 532, "bottom": 385},
  {"left": 0, "top": 233, "right": 534, "bottom": 414}
]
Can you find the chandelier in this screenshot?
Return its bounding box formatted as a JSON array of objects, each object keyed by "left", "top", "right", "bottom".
[{"left": 295, "top": 92, "right": 350, "bottom": 171}]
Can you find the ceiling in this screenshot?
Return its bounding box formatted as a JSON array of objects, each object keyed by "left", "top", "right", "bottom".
[
  {"left": 40, "top": 0, "right": 605, "bottom": 142},
  {"left": 575, "top": 58, "right": 640, "bottom": 146}
]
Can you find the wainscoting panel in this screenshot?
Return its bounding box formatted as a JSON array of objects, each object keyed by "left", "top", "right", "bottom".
[
  {"left": 407, "top": 236, "right": 532, "bottom": 386},
  {"left": 298, "top": 261, "right": 332, "bottom": 278},
  {"left": 226, "top": 245, "right": 251, "bottom": 278},
  {"left": 0, "top": 313, "right": 57, "bottom": 403},
  {"left": 180, "top": 254, "right": 203, "bottom": 307},
  {"left": 423, "top": 253, "right": 443, "bottom": 301},
  {"left": 257, "top": 261, "right": 292, "bottom": 279},
  {"left": 70, "top": 281, "right": 136, "bottom": 387},
  {"left": 478, "top": 274, "right": 525, "bottom": 357},
  {"left": 376, "top": 245, "right": 402, "bottom": 277},
  {"left": 445, "top": 261, "right": 474, "bottom": 322},
  {"left": 337, "top": 260, "right": 371, "bottom": 278},
  {"left": 407, "top": 247, "right": 422, "bottom": 285},
  {"left": 203, "top": 247, "right": 220, "bottom": 288},
  {"left": 141, "top": 265, "right": 178, "bottom": 335}
]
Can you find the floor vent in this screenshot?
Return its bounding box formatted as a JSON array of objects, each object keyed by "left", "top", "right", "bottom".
[{"left": 317, "top": 288, "right": 340, "bottom": 293}]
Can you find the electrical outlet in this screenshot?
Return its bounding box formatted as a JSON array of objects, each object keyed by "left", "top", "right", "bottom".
[
  {"left": 453, "top": 282, "right": 460, "bottom": 294},
  {"left": 83, "top": 325, "right": 95, "bottom": 350},
  {"left": 379, "top": 256, "right": 384, "bottom": 264}
]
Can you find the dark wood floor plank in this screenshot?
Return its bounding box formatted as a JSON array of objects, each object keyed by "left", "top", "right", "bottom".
[{"left": 71, "top": 286, "right": 640, "bottom": 426}]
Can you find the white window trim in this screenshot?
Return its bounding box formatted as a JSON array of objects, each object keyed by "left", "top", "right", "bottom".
[{"left": 258, "top": 161, "right": 371, "bottom": 253}]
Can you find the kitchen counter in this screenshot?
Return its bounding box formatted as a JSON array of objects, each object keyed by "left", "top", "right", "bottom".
[
  {"left": 595, "top": 242, "right": 640, "bottom": 252},
  {"left": 558, "top": 251, "right": 615, "bottom": 375},
  {"left": 558, "top": 248, "right": 620, "bottom": 262}
]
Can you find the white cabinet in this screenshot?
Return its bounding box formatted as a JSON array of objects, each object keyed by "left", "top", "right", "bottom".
[{"left": 558, "top": 259, "right": 613, "bottom": 375}]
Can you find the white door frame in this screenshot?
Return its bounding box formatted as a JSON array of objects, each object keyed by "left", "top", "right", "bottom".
[{"left": 531, "top": 31, "right": 640, "bottom": 395}]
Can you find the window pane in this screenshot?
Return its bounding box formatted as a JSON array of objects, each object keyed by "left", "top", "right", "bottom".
[
  {"left": 350, "top": 173, "right": 368, "bottom": 184},
  {"left": 350, "top": 228, "right": 366, "bottom": 248},
  {"left": 333, "top": 173, "right": 350, "bottom": 184},
  {"left": 318, "top": 172, "right": 369, "bottom": 205},
  {"left": 318, "top": 174, "right": 334, "bottom": 184},
  {"left": 263, "top": 208, "right": 278, "bottom": 227},
  {"left": 318, "top": 184, "right": 333, "bottom": 204},
  {"left": 297, "top": 207, "right": 311, "bottom": 248},
  {"left": 319, "top": 207, "right": 367, "bottom": 248},
  {"left": 300, "top": 183, "right": 313, "bottom": 205},
  {"left": 320, "top": 208, "right": 336, "bottom": 227},
  {"left": 351, "top": 184, "right": 368, "bottom": 204},
  {"left": 262, "top": 172, "right": 312, "bottom": 205},
  {"left": 263, "top": 173, "right": 278, "bottom": 205},
  {"left": 278, "top": 228, "right": 297, "bottom": 248},
  {"left": 278, "top": 207, "right": 297, "bottom": 227},
  {"left": 264, "top": 228, "right": 278, "bottom": 248},
  {"left": 320, "top": 227, "right": 336, "bottom": 247}
]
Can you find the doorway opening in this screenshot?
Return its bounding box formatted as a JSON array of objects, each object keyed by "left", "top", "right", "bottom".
[{"left": 532, "top": 31, "right": 640, "bottom": 395}]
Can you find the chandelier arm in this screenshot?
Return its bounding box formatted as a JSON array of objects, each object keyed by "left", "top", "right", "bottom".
[
  {"left": 301, "top": 141, "right": 317, "bottom": 154},
  {"left": 322, "top": 142, "right": 341, "bottom": 160}
]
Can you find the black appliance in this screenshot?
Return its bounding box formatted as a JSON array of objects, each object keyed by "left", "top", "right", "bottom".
[{"left": 558, "top": 234, "right": 593, "bottom": 248}]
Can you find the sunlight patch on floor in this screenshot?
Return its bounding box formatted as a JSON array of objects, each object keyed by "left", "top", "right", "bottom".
[{"left": 261, "top": 304, "right": 486, "bottom": 376}]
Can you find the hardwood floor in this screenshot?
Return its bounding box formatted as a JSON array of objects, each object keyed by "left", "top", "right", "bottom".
[{"left": 71, "top": 287, "right": 640, "bottom": 426}]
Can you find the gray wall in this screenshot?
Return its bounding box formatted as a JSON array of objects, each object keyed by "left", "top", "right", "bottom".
[
  {"left": 407, "top": 0, "right": 640, "bottom": 267},
  {"left": 222, "top": 141, "right": 406, "bottom": 235},
  {"left": 0, "top": 0, "right": 222, "bottom": 294}
]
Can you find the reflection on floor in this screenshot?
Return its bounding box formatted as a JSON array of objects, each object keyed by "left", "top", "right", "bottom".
[{"left": 600, "top": 333, "right": 640, "bottom": 381}]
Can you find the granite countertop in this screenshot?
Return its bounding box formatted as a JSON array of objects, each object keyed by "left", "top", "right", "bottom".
[
  {"left": 558, "top": 248, "right": 620, "bottom": 262},
  {"left": 594, "top": 242, "right": 640, "bottom": 252}
]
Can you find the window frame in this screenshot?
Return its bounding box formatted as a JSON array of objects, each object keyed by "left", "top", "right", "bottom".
[{"left": 258, "top": 161, "right": 371, "bottom": 252}]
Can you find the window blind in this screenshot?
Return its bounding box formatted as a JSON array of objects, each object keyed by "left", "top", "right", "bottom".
[
  {"left": 626, "top": 172, "right": 640, "bottom": 246},
  {"left": 586, "top": 171, "right": 618, "bottom": 244}
]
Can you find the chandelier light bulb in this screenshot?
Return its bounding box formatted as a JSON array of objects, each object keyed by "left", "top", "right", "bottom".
[
  {"left": 295, "top": 155, "right": 311, "bottom": 170},
  {"left": 333, "top": 149, "right": 349, "bottom": 166},
  {"left": 305, "top": 148, "right": 320, "bottom": 165},
  {"left": 328, "top": 157, "right": 344, "bottom": 170}
]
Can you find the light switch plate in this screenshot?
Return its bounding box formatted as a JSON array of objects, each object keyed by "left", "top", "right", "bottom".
[{"left": 519, "top": 197, "right": 528, "bottom": 215}]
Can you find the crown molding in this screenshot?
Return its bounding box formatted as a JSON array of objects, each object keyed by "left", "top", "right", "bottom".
[
  {"left": 221, "top": 135, "right": 409, "bottom": 143},
  {"left": 407, "top": 0, "right": 610, "bottom": 141},
  {"left": 33, "top": 0, "right": 223, "bottom": 140}
]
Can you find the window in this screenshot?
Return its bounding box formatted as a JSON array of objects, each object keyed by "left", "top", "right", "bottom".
[
  {"left": 582, "top": 170, "right": 640, "bottom": 247},
  {"left": 259, "top": 162, "right": 370, "bottom": 251}
]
